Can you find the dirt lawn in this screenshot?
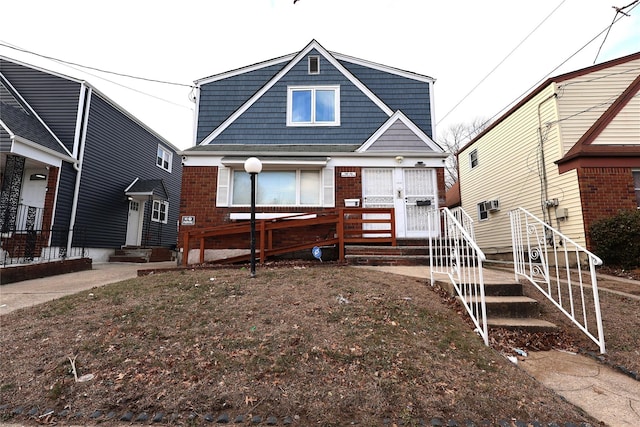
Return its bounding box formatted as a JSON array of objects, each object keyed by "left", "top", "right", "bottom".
[{"left": 1, "top": 264, "right": 632, "bottom": 426}]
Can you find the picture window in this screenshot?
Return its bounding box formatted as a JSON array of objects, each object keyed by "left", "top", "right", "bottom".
[{"left": 232, "top": 169, "right": 321, "bottom": 206}]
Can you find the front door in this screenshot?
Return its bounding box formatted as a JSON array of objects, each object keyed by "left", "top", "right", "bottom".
[
  {"left": 17, "top": 169, "right": 48, "bottom": 231},
  {"left": 125, "top": 200, "right": 143, "bottom": 246},
  {"left": 362, "top": 168, "right": 438, "bottom": 238}
]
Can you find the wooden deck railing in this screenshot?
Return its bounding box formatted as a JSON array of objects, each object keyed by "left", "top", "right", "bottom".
[{"left": 181, "top": 208, "right": 396, "bottom": 266}]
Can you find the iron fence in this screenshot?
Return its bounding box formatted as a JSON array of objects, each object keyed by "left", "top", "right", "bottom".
[{"left": 0, "top": 227, "right": 86, "bottom": 267}]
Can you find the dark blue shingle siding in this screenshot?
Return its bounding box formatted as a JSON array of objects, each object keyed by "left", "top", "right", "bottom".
[
  {"left": 196, "top": 62, "right": 286, "bottom": 143},
  {"left": 73, "top": 95, "right": 181, "bottom": 248},
  {"left": 200, "top": 51, "right": 391, "bottom": 146},
  {"left": 338, "top": 60, "right": 433, "bottom": 138},
  {"left": 0, "top": 59, "right": 81, "bottom": 153}
]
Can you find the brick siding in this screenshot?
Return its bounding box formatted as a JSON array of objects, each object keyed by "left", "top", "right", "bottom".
[{"left": 578, "top": 167, "right": 637, "bottom": 248}]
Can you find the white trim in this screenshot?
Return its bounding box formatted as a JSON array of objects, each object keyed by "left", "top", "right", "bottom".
[
  {"left": 331, "top": 52, "right": 435, "bottom": 84},
  {"left": 286, "top": 85, "right": 340, "bottom": 126},
  {"left": 195, "top": 55, "right": 294, "bottom": 85},
  {"left": 199, "top": 39, "right": 394, "bottom": 146},
  {"left": 308, "top": 55, "right": 320, "bottom": 74},
  {"left": 357, "top": 110, "right": 444, "bottom": 153},
  {"left": 230, "top": 212, "right": 317, "bottom": 220},
  {"left": 221, "top": 157, "right": 328, "bottom": 168},
  {"left": 156, "top": 144, "right": 173, "bottom": 172},
  {"left": 10, "top": 138, "right": 69, "bottom": 167}
]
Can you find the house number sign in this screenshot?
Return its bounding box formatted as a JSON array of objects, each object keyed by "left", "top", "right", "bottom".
[
  {"left": 181, "top": 215, "right": 195, "bottom": 226},
  {"left": 340, "top": 172, "right": 356, "bottom": 178}
]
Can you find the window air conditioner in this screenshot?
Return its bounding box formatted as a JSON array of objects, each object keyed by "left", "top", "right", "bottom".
[{"left": 487, "top": 199, "right": 500, "bottom": 211}]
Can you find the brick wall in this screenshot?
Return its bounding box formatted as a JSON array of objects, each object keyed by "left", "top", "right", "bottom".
[
  {"left": 335, "top": 166, "right": 362, "bottom": 205},
  {"left": 179, "top": 165, "right": 447, "bottom": 252},
  {"left": 578, "top": 167, "right": 637, "bottom": 248}
]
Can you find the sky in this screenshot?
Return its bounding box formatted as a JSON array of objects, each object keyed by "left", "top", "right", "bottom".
[{"left": 1, "top": 0, "right": 639, "bottom": 151}]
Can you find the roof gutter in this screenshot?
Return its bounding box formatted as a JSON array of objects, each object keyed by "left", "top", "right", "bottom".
[{"left": 67, "top": 85, "right": 91, "bottom": 255}]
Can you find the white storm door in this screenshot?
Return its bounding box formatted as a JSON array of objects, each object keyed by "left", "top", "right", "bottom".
[
  {"left": 403, "top": 168, "right": 438, "bottom": 238},
  {"left": 125, "top": 200, "right": 144, "bottom": 246},
  {"left": 362, "top": 168, "right": 395, "bottom": 238}
]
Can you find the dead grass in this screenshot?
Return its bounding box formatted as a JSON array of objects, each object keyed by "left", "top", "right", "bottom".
[{"left": 0, "top": 264, "right": 605, "bottom": 425}]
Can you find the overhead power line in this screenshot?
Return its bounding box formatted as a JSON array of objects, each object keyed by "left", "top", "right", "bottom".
[
  {"left": 436, "top": 0, "right": 567, "bottom": 126},
  {"left": 0, "top": 41, "right": 194, "bottom": 88}
]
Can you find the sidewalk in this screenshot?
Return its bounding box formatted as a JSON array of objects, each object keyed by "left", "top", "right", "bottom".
[{"left": 0, "top": 261, "right": 176, "bottom": 315}]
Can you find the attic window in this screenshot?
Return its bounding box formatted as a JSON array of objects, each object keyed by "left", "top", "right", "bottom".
[
  {"left": 287, "top": 86, "right": 340, "bottom": 126},
  {"left": 308, "top": 56, "right": 319, "bottom": 74}
]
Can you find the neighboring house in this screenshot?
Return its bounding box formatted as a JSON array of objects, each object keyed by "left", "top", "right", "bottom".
[
  {"left": 179, "top": 40, "right": 447, "bottom": 258},
  {"left": 0, "top": 56, "right": 182, "bottom": 264},
  {"left": 455, "top": 51, "right": 640, "bottom": 256}
]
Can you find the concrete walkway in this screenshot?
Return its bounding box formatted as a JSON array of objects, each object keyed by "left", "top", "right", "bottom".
[
  {"left": 0, "top": 261, "right": 177, "bottom": 315},
  {"left": 1, "top": 262, "right": 639, "bottom": 426}
]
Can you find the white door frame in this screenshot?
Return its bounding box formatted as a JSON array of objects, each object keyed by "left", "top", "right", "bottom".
[
  {"left": 362, "top": 167, "right": 438, "bottom": 238},
  {"left": 125, "top": 199, "right": 144, "bottom": 247}
]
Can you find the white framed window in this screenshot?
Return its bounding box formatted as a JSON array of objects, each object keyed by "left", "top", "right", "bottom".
[
  {"left": 633, "top": 171, "right": 640, "bottom": 208},
  {"left": 469, "top": 149, "right": 478, "bottom": 169},
  {"left": 231, "top": 169, "right": 321, "bottom": 206},
  {"left": 477, "top": 201, "right": 488, "bottom": 221},
  {"left": 287, "top": 86, "right": 340, "bottom": 126},
  {"left": 308, "top": 56, "right": 320, "bottom": 74},
  {"left": 156, "top": 145, "right": 172, "bottom": 172},
  {"left": 152, "top": 200, "right": 169, "bottom": 223}
]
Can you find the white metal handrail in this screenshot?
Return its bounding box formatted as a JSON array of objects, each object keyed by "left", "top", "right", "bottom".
[
  {"left": 429, "top": 208, "right": 488, "bottom": 346},
  {"left": 509, "top": 207, "right": 605, "bottom": 353}
]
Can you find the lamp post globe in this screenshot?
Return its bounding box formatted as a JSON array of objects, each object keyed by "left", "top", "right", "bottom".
[
  {"left": 244, "top": 157, "right": 263, "bottom": 174},
  {"left": 244, "top": 157, "right": 262, "bottom": 278}
]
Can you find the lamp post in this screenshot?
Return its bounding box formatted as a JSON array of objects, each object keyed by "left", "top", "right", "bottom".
[{"left": 244, "top": 157, "right": 262, "bottom": 278}]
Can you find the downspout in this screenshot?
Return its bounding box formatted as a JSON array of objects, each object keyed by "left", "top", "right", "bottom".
[
  {"left": 537, "top": 91, "right": 557, "bottom": 225},
  {"left": 67, "top": 84, "right": 92, "bottom": 255}
]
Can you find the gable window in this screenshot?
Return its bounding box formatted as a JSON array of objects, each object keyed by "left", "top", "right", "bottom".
[
  {"left": 308, "top": 56, "right": 319, "bottom": 74},
  {"left": 287, "top": 86, "right": 340, "bottom": 126},
  {"left": 633, "top": 171, "right": 640, "bottom": 208},
  {"left": 152, "top": 200, "right": 168, "bottom": 223},
  {"left": 156, "top": 145, "right": 172, "bottom": 172},
  {"left": 232, "top": 169, "right": 321, "bottom": 206},
  {"left": 469, "top": 149, "right": 478, "bottom": 169},
  {"left": 477, "top": 201, "right": 488, "bottom": 221}
]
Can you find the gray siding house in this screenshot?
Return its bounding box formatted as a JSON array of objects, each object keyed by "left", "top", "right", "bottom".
[
  {"left": 179, "top": 40, "right": 447, "bottom": 257},
  {"left": 1, "top": 56, "right": 182, "bottom": 264}
]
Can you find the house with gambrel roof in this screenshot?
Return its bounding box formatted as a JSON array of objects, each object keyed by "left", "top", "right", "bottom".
[{"left": 179, "top": 40, "right": 447, "bottom": 259}]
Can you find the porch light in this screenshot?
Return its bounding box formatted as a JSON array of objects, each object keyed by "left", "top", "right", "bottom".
[{"left": 244, "top": 157, "right": 262, "bottom": 278}]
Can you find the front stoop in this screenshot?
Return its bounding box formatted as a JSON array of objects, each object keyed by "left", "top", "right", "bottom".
[
  {"left": 344, "top": 245, "right": 430, "bottom": 266},
  {"left": 444, "top": 281, "right": 558, "bottom": 332},
  {"left": 484, "top": 282, "right": 558, "bottom": 332},
  {"left": 109, "top": 247, "right": 173, "bottom": 263}
]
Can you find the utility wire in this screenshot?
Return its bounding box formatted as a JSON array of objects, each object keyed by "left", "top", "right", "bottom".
[
  {"left": 0, "top": 41, "right": 194, "bottom": 88},
  {"left": 436, "top": 0, "right": 567, "bottom": 126},
  {"left": 456, "top": 3, "right": 639, "bottom": 146},
  {"left": 594, "top": 0, "right": 639, "bottom": 63}
]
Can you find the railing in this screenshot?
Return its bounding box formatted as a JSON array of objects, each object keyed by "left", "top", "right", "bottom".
[
  {"left": 182, "top": 208, "right": 396, "bottom": 266},
  {"left": 0, "top": 204, "right": 45, "bottom": 234},
  {"left": 0, "top": 227, "right": 87, "bottom": 267},
  {"left": 449, "top": 206, "right": 475, "bottom": 239},
  {"left": 429, "top": 208, "right": 488, "bottom": 346},
  {"left": 509, "top": 207, "right": 605, "bottom": 353}
]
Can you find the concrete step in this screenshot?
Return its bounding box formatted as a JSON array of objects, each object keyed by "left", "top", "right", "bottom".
[
  {"left": 345, "top": 254, "right": 430, "bottom": 266},
  {"left": 483, "top": 282, "right": 524, "bottom": 297},
  {"left": 462, "top": 295, "right": 541, "bottom": 318},
  {"left": 487, "top": 317, "right": 558, "bottom": 332}
]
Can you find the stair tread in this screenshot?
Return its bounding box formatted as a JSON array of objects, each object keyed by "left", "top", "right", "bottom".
[
  {"left": 463, "top": 295, "right": 538, "bottom": 303},
  {"left": 487, "top": 317, "right": 558, "bottom": 327}
]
